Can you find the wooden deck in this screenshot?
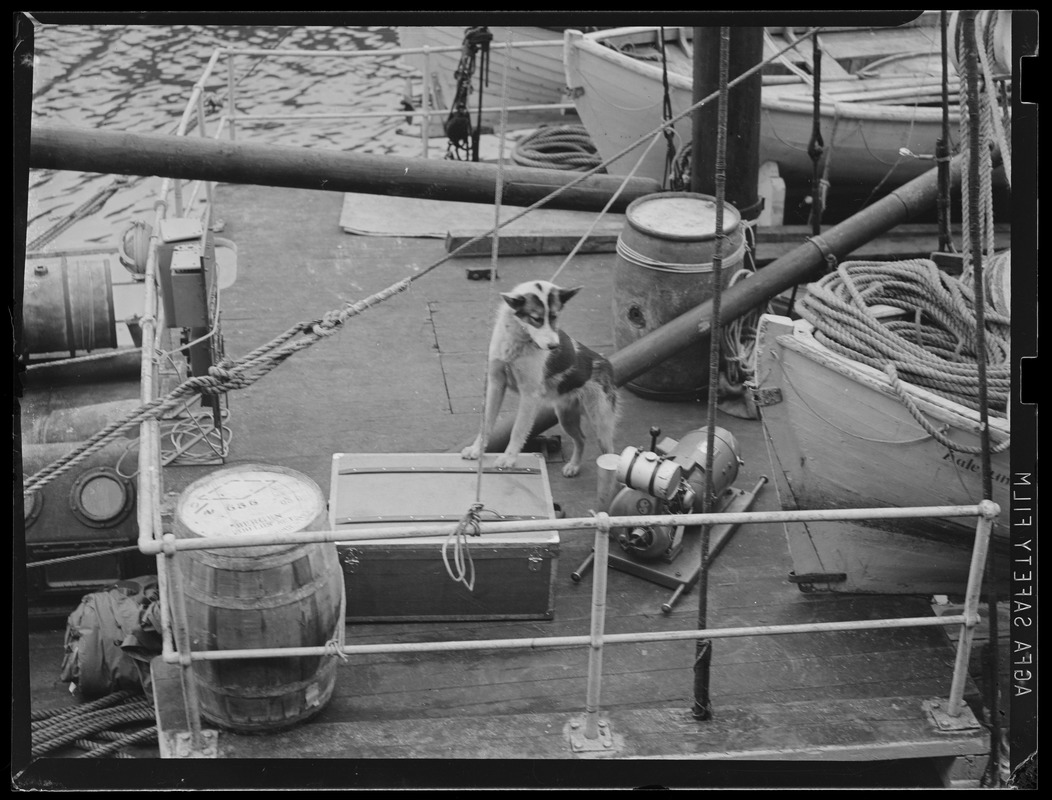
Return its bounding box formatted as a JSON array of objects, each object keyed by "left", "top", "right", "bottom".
[{"left": 16, "top": 184, "right": 995, "bottom": 786}]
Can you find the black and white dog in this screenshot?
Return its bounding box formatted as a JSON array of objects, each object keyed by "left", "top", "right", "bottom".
[{"left": 461, "top": 280, "right": 620, "bottom": 477}]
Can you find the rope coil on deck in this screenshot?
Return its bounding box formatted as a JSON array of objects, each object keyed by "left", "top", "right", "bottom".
[
  {"left": 797, "top": 259, "right": 1010, "bottom": 452},
  {"left": 31, "top": 692, "right": 156, "bottom": 759},
  {"left": 511, "top": 125, "right": 603, "bottom": 171}
]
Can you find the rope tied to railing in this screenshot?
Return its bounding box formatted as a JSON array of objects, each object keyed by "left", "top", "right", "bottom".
[
  {"left": 442, "top": 502, "right": 485, "bottom": 592},
  {"left": 22, "top": 279, "right": 413, "bottom": 495}
]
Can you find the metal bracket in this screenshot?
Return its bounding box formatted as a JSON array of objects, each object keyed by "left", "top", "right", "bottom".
[
  {"left": 162, "top": 729, "right": 219, "bottom": 758},
  {"left": 566, "top": 717, "right": 617, "bottom": 753},
  {"left": 527, "top": 548, "right": 546, "bottom": 572},
  {"left": 924, "top": 698, "right": 981, "bottom": 732}
]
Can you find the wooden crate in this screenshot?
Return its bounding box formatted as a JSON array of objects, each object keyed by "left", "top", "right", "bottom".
[{"left": 328, "top": 453, "right": 559, "bottom": 622}]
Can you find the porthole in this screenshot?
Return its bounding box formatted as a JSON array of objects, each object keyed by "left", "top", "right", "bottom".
[
  {"left": 69, "top": 467, "right": 135, "bottom": 528},
  {"left": 24, "top": 488, "right": 43, "bottom": 528}
]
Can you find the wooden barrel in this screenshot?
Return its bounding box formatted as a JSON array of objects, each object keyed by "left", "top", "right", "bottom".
[
  {"left": 173, "top": 464, "right": 344, "bottom": 733},
  {"left": 22, "top": 258, "right": 117, "bottom": 357},
  {"left": 613, "top": 192, "right": 744, "bottom": 400}
]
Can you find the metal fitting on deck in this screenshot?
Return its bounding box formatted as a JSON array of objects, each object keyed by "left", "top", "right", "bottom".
[
  {"left": 977, "top": 499, "right": 1000, "bottom": 521},
  {"left": 593, "top": 511, "right": 611, "bottom": 536}
]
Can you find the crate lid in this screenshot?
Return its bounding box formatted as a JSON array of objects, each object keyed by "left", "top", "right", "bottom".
[{"left": 329, "top": 452, "right": 558, "bottom": 545}]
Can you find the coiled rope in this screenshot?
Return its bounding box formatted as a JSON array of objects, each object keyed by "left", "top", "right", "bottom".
[
  {"left": 31, "top": 692, "right": 155, "bottom": 759},
  {"left": 798, "top": 259, "right": 1010, "bottom": 452},
  {"left": 721, "top": 261, "right": 768, "bottom": 387},
  {"left": 511, "top": 124, "right": 602, "bottom": 171}
]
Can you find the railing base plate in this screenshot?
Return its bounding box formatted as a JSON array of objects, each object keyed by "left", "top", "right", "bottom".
[
  {"left": 566, "top": 717, "right": 619, "bottom": 754},
  {"left": 924, "top": 698, "right": 982, "bottom": 732},
  {"left": 161, "top": 729, "right": 219, "bottom": 758}
]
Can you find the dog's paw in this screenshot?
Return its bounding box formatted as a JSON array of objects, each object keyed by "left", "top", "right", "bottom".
[
  {"left": 494, "top": 453, "right": 518, "bottom": 469},
  {"left": 561, "top": 462, "right": 582, "bottom": 478},
  {"left": 460, "top": 444, "right": 481, "bottom": 460}
]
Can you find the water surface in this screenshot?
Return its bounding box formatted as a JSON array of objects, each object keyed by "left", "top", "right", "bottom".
[{"left": 26, "top": 24, "right": 418, "bottom": 251}]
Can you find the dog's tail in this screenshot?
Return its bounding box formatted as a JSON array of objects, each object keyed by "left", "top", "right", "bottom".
[
  {"left": 590, "top": 358, "right": 621, "bottom": 454},
  {"left": 593, "top": 358, "right": 620, "bottom": 411}
]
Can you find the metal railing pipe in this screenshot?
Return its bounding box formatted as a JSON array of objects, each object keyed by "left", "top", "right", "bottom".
[
  {"left": 138, "top": 503, "right": 995, "bottom": 555},
  {"left": 217, "top": 40, "right": 562, "bottom": 60},
  {"left": 161, "top": 537, "right": 206, "bottom": 750},
  {"left": 196, "top": 91, "right": 213, "bottom": 211},
  {"left": 229, "top": 103, "right": 574, "bottom": 123},
  {"left": 226, "top": 54, "right": 237, "bottom": 141},
  {"left": 947, "top": 500, "right": 999, "bottom": 716},
  {"left": 421, "top": 46, "right": 431, "bottom": 159},
  {"left": 163, "top": 612, "right": 969, "bottom": 664},
  {"left": 583, "top": 513, "right": 612, "bottom": 739}
]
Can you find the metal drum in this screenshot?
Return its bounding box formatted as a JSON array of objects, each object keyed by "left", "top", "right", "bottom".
[
  {"left": 173, "top": 464, "right": 343, "bottom": 733},
  {"left": 670, "top": 426, "right": 742, "bottom": 501},
  {"left": 22, "top": 258, "right": 117, "bottom": 358},
  {"left": 613, "top": 192, "right": 743, "bottom": 400}
]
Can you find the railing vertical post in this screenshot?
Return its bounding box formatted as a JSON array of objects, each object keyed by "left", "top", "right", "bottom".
[
  {"left": 583, "top": 513, "right": 611, "bottom": 739},
  {"left": 227, "top": 54, "right": 238, "bottom": 142},
  {"left": 421, "top": 47, "right": 431, "bottom": 159},
  {"left": 162, "top": 533, "right": 206, "bottom": 750},
  {"left": 947, "top": 500, "right": 998, "bottom": 716},
  {"left": 196, "top": 90, "right": 214, "bottom": 212},
  {"left": 172, "top": 178, "right": 185, "bottom": 217}
]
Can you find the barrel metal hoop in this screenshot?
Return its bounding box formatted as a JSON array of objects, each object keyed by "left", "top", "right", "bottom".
[
  {"left": 194, "top": 658, "right": 337, "bottom": 699},
  {"left": 615, "top": 236, "right": 747, "bottom": 274},
  {"left": 182, "top": 559, "right": 341, "bottom": 610}
]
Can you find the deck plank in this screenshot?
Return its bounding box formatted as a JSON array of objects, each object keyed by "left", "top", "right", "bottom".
[{"left": 219, "top": 698, "right": 987, "bottom": 762}]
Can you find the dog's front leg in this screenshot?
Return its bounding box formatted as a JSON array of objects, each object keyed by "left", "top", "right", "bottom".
[
  {"left": 461, "top": 362, "right": 508, "bottom": 460},
  {"left": 496, "top": 392, "right": 542, "bottom": 469}
]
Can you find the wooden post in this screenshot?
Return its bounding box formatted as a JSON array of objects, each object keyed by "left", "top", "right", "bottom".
[{"left": 691, "top": 27, "right": 764, "bottom": 224}]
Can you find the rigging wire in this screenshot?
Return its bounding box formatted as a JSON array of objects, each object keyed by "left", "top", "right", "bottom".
[{"left": 692, "top": 24, "right": 732, "bottom": 724}]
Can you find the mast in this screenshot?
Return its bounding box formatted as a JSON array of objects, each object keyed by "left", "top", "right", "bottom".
[{"left": 690, "top": 27, "right": 764, "bottom": 227}]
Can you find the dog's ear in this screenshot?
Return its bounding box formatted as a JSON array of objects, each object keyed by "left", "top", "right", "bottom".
[
  {"left": 557, "top": 286, "right": 582, "bottom": 306},
  {"left": 501, "top": 292, "right": 526, "bottom": 310}
]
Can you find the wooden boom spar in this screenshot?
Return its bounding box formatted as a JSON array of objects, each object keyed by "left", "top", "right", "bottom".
[{"left": 28, "top": 125, "right": 662, "bottom": 213}]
